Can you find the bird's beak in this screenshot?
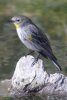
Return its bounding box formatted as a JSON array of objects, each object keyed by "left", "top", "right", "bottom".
[{"left": 7, "top": 20, "right": 13, "bottom": 23}]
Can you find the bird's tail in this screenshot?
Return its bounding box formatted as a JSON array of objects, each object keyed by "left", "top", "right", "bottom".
[
  {"left": 49, "top": 53, "right": 62, "bottom": 71},
  {"left": 52, "top": 59, "right": 62, "bottom": 71},
  {"left": 40, "top": 51, "right": 62, "bottom": 71}
]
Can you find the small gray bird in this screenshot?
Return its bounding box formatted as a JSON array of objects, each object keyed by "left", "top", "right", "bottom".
[{"left": 10, "top": 15, "right": 62, "bottom": 71}]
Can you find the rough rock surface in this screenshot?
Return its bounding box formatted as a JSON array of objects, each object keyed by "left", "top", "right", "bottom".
[
  {"left": 9, "top": 55, "right": 67, "bottom": 97},
  {"left": 0, "top": 55, "right": 67, "bottom": 97}
]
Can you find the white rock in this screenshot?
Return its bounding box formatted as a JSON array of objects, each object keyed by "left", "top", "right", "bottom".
[
  {"left": 9, "top": 55, "right": 67, "bottom": 97},
  {"left": 0, "top": 55, "right": 67, "bottom": 97},
  {"left": 11, "top": 55, "right": 48, "bottom": 91}
]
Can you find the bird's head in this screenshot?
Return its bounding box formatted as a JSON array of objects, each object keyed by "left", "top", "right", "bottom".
[{"left": 10, "top": 16, "right": 30, "bottom": 29}]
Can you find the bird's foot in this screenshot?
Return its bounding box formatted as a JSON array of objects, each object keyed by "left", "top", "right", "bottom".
[
  {"left": 31, "top": 54, "right": 40, "bottom": 66},
  {"left": 32, "top": 58, "right": 38, "bottom": 66}
]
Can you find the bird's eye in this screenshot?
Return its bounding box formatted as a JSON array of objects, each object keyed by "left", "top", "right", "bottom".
[{"left": 16, "top": 19, "right": 20, "bottom": 22}]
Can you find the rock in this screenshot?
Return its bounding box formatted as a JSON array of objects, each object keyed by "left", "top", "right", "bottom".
[
  {"left": 0, "top": 79, "right": 11, "bottom": 97},
  {"left": 11, "top": 55, "right": 49, "bottom": 97},
  {"left": 0, "top": 55, "right": 67, "bottom": 98},
  {"left": 9, "top": 55, "right": 67, "bottom": 97}
]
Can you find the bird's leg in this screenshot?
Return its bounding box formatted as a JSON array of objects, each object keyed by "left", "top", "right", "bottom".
[
  {"left": 27, "top": 50, "right": 34, "bottom": 55},
  {"left": 36, "top": 53, "right": 40, "bottom": 60},
  {"left": 32, "top": 53, "right": 40, "bottom": 66}
]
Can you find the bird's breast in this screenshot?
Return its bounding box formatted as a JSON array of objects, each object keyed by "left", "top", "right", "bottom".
[{"left": 16, "top": 28, "right": 39, "bottom": 51}]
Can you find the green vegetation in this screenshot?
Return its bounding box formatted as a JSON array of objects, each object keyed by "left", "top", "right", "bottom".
[{"left": 0, "top": 0, "right": 67, "bottom": 40}]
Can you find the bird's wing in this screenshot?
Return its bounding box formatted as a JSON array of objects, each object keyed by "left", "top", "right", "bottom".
[
  {"left": 25, "top": 24, "right": 52, "bottom": 53},
  {"left": 23, "top": 23, "right": 62, "bottom": 70}
]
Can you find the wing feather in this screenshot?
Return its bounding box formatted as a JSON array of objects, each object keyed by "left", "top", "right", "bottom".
[{"left": 27, "top": 24, "right": 52, "bottom": 53}]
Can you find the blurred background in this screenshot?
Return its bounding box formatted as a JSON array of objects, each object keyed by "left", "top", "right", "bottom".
[{"left": 0, "top": 0, "right": 67, "bottom": 99}]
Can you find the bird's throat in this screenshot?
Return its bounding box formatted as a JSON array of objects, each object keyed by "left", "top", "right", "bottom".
[{"left": 14, "top": 23, "right": 20, "bottom": 29}]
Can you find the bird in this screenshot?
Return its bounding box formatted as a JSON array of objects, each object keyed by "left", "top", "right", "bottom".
[{"left": 9, "top": 15, "right": 62, "bottom": 71}]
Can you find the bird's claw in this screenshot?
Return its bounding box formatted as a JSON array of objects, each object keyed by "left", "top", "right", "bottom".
[{"left": 31, "top": 58, "right": 38, "bottom": 66}]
